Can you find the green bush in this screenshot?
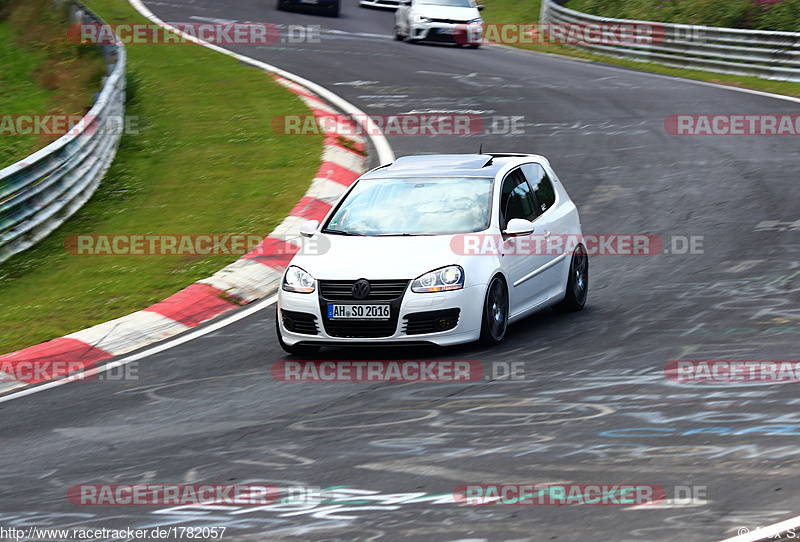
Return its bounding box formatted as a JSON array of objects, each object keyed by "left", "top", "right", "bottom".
[
  {"left": 754, "top": 0, "right": 800, "bottom": 31},
  {"left": 680, "top": 0, "right": 753, "bottom": 27},
  {"left": 567, "top": 0, "right": 800, "bottom": 31}
]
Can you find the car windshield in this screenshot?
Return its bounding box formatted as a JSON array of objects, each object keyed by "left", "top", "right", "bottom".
[
  {"left": 323, "top": 177, "right": 492, "bottom": 236},
  {"left": 418, "top": 0, "right": 473, "bottom": 7}
]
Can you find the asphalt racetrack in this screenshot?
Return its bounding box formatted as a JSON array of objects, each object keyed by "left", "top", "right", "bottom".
[{"left": 1, "top": 0, "right": 799, "bottom": 540}]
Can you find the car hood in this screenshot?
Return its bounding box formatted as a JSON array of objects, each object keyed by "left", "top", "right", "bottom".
[
  {"left": 291, "top": 233, "right": 464, "bottom": 281},
  {"left": 415, "top": 5, "right": 479, "bottom": 21}
]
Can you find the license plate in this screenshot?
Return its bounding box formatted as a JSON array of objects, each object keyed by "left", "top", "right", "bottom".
[
  {"left": 437, "top": 28, "right": 454, "bottom": 34},
  {"left": 328, "top": 304, "right": 390, "bottom": 319}
]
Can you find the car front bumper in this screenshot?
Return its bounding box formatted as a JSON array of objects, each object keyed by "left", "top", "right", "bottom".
[
  {"left": 408, "top": 21, "right": 482, "bottom": 44},
  {"left": 278, "top": 283, "right": 485, "bottom": 347}
]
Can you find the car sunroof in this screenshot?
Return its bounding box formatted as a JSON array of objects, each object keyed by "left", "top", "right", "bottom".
[{"left": 387, "top": 154, "right": 493, "bottom": 171}]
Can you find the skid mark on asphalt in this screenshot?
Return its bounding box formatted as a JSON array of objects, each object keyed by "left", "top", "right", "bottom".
[
  {"left": 234, "top": 451, "right": 317, "bottom": 468},
  {"left": 289, "top": 409, "right": 439, "bottom": 430},
  {"left": 356, "top": 460, "right": 570, "bottom": 484}
]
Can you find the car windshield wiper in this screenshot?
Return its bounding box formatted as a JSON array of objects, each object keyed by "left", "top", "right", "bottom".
[{"left": 322, "top": 229, "right": 362, "bottom": 236}]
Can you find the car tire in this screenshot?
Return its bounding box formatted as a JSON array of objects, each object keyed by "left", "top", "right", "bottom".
[
  {"left": 393, "top": 25, "right": 404, "bottom": 40},
  {"left": 479, "top": 275, "right": 508, "bottom": 345},
  {"left": 469, "top": 43, "right": 480, "bottom": 48},
  {"left": 553, "top": 244, "right": 588, "bottom": 312},
  {"left": 276, "top": 308, "right": 322, "bottom": 356},
  {"left": 328, "top": 2, "right": 340, "bottom": 16},
  {"left": 277, "top": 0, "right": 286, "bottom": 10}
]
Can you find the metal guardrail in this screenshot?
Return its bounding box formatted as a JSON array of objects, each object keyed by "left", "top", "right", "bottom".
[
  {"left": 541, "top": 0, "right": 800, "bottom": 83},
  {"left": 0, "top": 0, "right": 126, "bottom": 264}
]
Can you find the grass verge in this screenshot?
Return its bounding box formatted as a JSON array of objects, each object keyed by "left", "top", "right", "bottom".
[
  {"left": 480, "top": 0, "right": 800, "bottom": 99},
  {"left": 0, "top": 0, "right": 106, "bottom": 169},
  {"left": 0, "top": 0, "right": 322, "bottom": 353}
]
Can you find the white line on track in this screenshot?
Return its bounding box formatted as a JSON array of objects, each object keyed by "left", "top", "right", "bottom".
[{"left": 0, "top": 295, "right": 277, "bottom": 405}]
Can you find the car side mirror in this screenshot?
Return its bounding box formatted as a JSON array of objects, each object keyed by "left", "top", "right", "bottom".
[
  {"left": 503, "top": 218, "right": 534, "bottom": 236},
  {"left": 477, "top": 4, "right": 485, "bottom": 10},
  {"left": 300, "top": 219, "right": 320, "bottom": 238}
]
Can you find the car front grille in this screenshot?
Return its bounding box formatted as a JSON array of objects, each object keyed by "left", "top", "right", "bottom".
[
  {"left": 323, "top": 320, "right": 400, "bottom": 338},
  {"left": 319, "top": 279, "right": 409, "bottom": 338},
  {"left": 430, "top": 18, "right": 467, "bottom": 24},
  {"left": 403, "top": 308, "right": 461, "bottom": 335},
  {"left": 319, "top": 279, "right": 409, "bottom": 301},
  {"left": 425, "top": 28, "right": 467, "bottom": 43}
]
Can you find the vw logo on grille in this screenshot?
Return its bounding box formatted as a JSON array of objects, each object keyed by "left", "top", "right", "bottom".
[{"left": 352, "top": 279, "right": 371, "bottom": 299}]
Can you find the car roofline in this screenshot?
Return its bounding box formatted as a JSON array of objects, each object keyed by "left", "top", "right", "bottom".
[{"left": 359, "top": 153, "right": 550, "bottom": 179}]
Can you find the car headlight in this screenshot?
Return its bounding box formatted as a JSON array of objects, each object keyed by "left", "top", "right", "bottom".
[
  {"left": 467, "top": 18, "right": 482, "bottom": 25},
  {"left": 282, "top": 266, "right": 316, "bottom": 294},
  {"left": 413, "top": 14, "right": 430, "bottom": 23},
  {"left": 411, "top": 265, "right": 464, "bottom": 293}
]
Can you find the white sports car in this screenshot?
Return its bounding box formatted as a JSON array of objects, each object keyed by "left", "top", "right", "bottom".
[
  {"left": 276, "top": 153, "right": 588, "bottom": 354},
  {"left": 393, "top": 0, "right": 483, "bottom": 47}
]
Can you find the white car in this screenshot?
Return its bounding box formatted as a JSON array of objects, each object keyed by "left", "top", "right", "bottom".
[
  {"left": 393, "top": 0, "right": 483, "bottom": 47},
  {"left": 276, "top": 153, "right": 588, "bottom": 354}
]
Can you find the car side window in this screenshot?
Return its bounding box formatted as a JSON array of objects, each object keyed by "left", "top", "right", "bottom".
[
  {"left": 499, "top": 169, "right": 537, "bottom": 229},
  {"left": 522, "top": 163, "right": 556, "bottom": 214}
]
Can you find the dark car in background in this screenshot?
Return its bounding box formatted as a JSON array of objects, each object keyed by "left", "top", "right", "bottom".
[{"left": 278, "top": 0, "right": 340, "bottom": 17}]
